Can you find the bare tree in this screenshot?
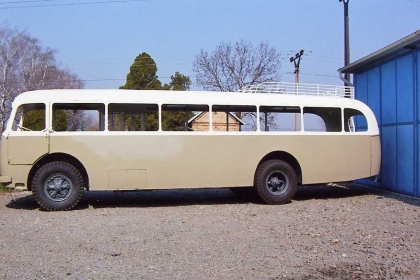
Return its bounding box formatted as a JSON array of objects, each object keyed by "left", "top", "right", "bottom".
[
  {"left": 193, "top": 40, "right": 281, "bottom": 92},
  {"left": 0, "top": 25, "right": 84, "bottom": 132},
  {"left": 193, "top": 40, "right": 282, "bottom": 130}
]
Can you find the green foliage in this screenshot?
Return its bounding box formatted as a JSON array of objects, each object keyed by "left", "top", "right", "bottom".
[
  {"left": 120, "top": 52, "right": 162, "bottom": 90},
  {"left": 22, "top": 109, "right": 68, "bottom": 131},
  {"left": 170, "top": 72, "right": 191, "bottom": 91},
  {"left": 54, "top": 110, "right": 68, "bottom": 131},
  {"left": 23, "top": 110, "right": 45, "bottom": 130},
  {"left": 121, "top": 52, "right": 194, "bottom": 131},
  {"left": 162, "top": 111, "right": 194, "bottom": 131},
  {"left": 145, "top": 113, "right": 159, "bottom": 131}
]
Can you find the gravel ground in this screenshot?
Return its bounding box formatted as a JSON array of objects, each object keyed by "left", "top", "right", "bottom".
[{"left": 0, "top": 184, "right": 419, "bottom": 280}]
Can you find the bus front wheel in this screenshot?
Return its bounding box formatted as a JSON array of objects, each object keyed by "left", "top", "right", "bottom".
[
  {"left": 255, "top": 160, "right": 297, "bottom": 204},
  {"left": 32, "top": 161, "right": 84, "bottom": 211}
]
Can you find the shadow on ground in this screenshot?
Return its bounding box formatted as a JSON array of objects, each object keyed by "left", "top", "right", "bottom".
[
  {"left": 293, "top": 184, "right": 373, "bottom": 201},
  {"left": 5, "top": 183, "right": 419, "bottom": 211}
]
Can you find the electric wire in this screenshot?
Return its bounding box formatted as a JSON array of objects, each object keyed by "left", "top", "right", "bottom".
[{"left": 0, "top": 0, "right": 147, "bottom": 10}]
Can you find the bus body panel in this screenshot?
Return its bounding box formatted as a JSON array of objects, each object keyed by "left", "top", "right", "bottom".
[
  {"left": 0, "top": 136, "right": 33, "bottom": 188},
  {"left": 48, "top": 133, "right": 373, "bottom": 190},
  {"left": 370, "top": 135, "right": 381, "bottom": 176},
  {"left": 7, "top": 132, "right": 49, "bottom": 164}
]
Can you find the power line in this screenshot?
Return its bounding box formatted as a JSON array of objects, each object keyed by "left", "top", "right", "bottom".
[
  {"left": 299, "top": 72, "right": 338, "bottom": 78},
  {"left": 0, "top": 0, "right": 59, "bottom": 5},
  {"left": 0, "top": 0, "right": 148, "bottom": 10}
]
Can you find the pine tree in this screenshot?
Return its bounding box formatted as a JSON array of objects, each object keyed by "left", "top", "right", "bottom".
[
  {"left": 170, "top": 72, "right": 191, "bottom": 91},
  {"left": 121, "top": 52, "right": 193, "bottom": 131},
  {"left": 120, "top": 52, "right": 162, "bottom": 90}
]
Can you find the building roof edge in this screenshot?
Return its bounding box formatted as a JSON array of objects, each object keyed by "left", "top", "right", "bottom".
[{"left": 339, "top": 30, "right": 420, "bottom": 74}]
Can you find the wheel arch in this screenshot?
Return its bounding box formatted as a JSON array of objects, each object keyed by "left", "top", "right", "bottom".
[
  {"left": 27, "top": 153, "right": 89, "bottom": 191},
  {"left": 256, "top": 151, "right": 302, "bottom": 184}
]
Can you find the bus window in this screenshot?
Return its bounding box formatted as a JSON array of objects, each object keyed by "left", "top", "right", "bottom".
[
  {"left": 303, "top": 107, "right": 342, "bottom": 132},
  {"left": 12, "top": 103, "right": 45, "bottom": 131},
  {"left": 108, "top": 103, "right": 158, "bottom": 131},
  {"left": 212, "top": 105, "right": 257, "bottom": 132},
  {"left": 162, "top": 104, "right": 209, "bottom": 131},
  {"left": 344, "top": 108, "right": 368, "bottom": 132},
  {"left": 260, "top": 106, "right": 301, "bottom": 131},
  {"left": 52, "top": 103, "right": 105, "bottom": 132}
]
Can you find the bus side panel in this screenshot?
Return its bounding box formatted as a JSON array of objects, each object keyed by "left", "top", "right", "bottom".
[
  {"left": 49, "top": 134, "right": 373, "bottom": 190},
  {"left": 296, "top": 135, "right": 372, "bottom": 184},
  {"left": 370, "top": 135, "right": 381, "bottom": 176},
  {"left": 0, "top": 135, "right": 36, "bottom": 189},
  {"left": 7, "top": 133, "right": 49, "bottom": 165}
]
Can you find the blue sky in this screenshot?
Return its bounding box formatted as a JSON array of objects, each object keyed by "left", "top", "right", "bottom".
[{"left": 1, "top": 0, "right": 419, "bottom": 89}]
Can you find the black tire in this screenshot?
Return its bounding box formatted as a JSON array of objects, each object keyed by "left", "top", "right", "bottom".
[
  {"left": 32, "top": 161, "right": 84, "bottom": 211},
  {"left": 229, "top": 187, "right": 257, "bottom": 199},
  {"left": 254, "top": 160, "right": 297, "bottom": 205}
]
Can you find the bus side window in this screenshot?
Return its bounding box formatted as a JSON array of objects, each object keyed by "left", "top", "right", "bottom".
[
  {"left": 303, "top": 107, "right": 342, "bottom": 132},
  {"left": 344, "top": 108, "right": 368, "bottom": 132},
  {"left": 52, "top": 103, "right": 105, "bottom": 132},
  {"left": 162, "top": 104, "right": 209, "bottom": 131},
  {"left": 108, "top": 103, "right": 159, "bottom": 131},
  {"left": 12, "top": 103, "right": 46, "bottom": 132},
  {"left": 212, "top": 105, "right": 257, "bottom": 132},
  {"left": 259, "top": 106, "right": 301, "bottom": 131}
]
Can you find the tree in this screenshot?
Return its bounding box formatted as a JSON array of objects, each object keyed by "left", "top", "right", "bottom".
[
  {"left": 120, "top": 53, "right": 193, "bottom": 131},
  {"left": 120, "top": 52, "right": 162, "bottom": 90},
  {"left": 169, "top": 72, "right": 191, "bottom": 91},
  {"left": 161, "top": 72, "right": 193, "bottom": 130},
  {"left": 193, "top": 40, "right": 281, "bottom": 92},
  {"left": 0, "top": 25, "right": 84, "bottom": 132},
  {"left": 193, "top": 40, "right": 282, "bottom": 130}
]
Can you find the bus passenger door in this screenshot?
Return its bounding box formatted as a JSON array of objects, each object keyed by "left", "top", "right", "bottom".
[{"left": 7, "top": 102, "right": 50, "bottom": 165}]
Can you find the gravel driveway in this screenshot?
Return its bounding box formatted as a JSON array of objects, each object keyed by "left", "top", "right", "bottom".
[{"left": 0, "top": 184, "right": 419, "bottom": 280}]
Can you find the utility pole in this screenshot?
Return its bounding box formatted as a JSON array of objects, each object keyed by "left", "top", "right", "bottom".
[
  {"left": 290, "top": 50, "right": 304, "bottom": 131},
  {"left": 339, "top": 0, "right": 351, "bottom": 97},
  {"left": 290, "top": 50, "right": 304, "bottom": 85}
]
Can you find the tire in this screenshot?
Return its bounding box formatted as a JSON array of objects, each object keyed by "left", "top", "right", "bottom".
[
  {"left": 32, "top": 161, "right": 84, "bottom": 211},
  {"left": 254, "top": 160, "right": 297, "bottom": 205}
]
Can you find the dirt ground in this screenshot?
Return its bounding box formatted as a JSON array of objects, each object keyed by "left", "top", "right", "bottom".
[{"left": 0, "top": 184, "right": 419, "bottom": 280}]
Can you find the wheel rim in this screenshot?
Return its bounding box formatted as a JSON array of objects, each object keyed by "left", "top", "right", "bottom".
[
  {"left": 43, "top": 173, "right": 73, "bottom": 202},
  {"left": 266, "top": 170, "right": 289, "bottom": 196}
]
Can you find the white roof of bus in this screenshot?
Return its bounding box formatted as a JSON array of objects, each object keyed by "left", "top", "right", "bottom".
[{"left": 13, "top": 89, "right": 369, "bottom": 110}]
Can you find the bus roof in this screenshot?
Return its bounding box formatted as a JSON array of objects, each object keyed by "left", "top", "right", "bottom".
[{"left": 13, "top": 89, "right": 368, "bottom": 110}]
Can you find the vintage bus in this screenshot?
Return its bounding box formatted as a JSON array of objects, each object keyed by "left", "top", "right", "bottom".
[{"left": 0, "top": 83, "right": 381, "bottom": 211}]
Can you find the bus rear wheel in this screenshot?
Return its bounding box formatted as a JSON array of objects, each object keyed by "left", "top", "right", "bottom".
[
  {"left": 32, "top": 161, "right": 84, "bottom": 211},
  {"left": 255, "top": 160, "right": 297, "bottom": 204}
]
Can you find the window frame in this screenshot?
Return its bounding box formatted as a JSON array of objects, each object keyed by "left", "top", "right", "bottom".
[
  {"left": 12, "top": 103, "right": 47, "bottom": 132},
  {"left": 107, "top": 103, "right": 160, "bottom": 132},
  {"left": 51, "top": 102, "right": 106, "bottom": 132},
  {"left": 161, "top": 103, "right": 210, "bottom": 132},
  {"left": 211, "top": 104, "right": 257, "bottom": 132},
  {"left": 302, "top": 106, "right": 343, "bottom": 133}
]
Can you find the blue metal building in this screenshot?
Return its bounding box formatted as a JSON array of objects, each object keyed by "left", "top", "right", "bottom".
[{"left": 339, "top": 30, "right": 420, "bottom": 197}]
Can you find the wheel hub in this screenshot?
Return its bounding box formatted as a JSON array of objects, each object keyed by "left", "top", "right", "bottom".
[
  {"left": 266, "top": 171, "right": 289, "bottom": 196},
  {"left": 44, "top": 173, "right": 73, "bottom": 202}
]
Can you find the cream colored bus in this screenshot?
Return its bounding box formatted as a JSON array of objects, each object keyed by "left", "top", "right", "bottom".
[{"left": 0, "top": 84, "right": 381, "bottom": 211}]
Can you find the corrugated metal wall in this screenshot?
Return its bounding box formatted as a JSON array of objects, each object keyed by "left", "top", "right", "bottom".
[{"left": 354, "top": 49, "right": 419, "bottom": 197}]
